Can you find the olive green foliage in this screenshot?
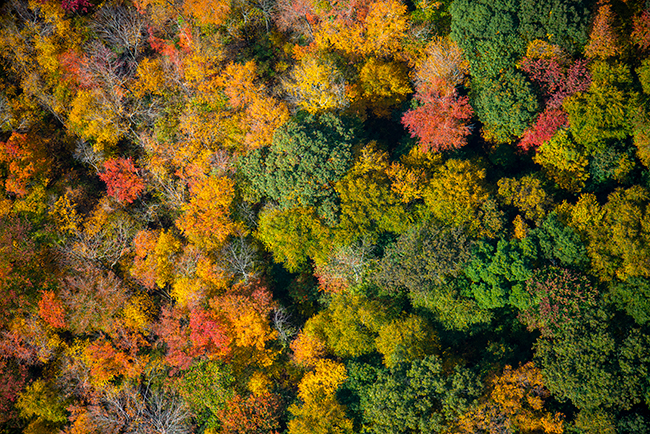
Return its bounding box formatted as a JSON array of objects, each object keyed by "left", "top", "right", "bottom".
[
  {"left": 372, "top": 223, "right": 490, "bottom": 330},
  {"left": 178, "top": 360, "right": 235, "bottom": 428},
  {"left": 16, "top": 380, "right": 68, "bottom": 424},
  {"left": 375, "top": 315, "right": 438, "bottom": 368},
  {"left": 240, "top": 112, "right": 357, "bottom": 222},
  {"left": 497, "top": 175, "right": 552, "bottom": 222},
  {"left": 422, "top": 159, "right": 504, "bottom": 237},
  {"left": 256, "top": 207, "right": 332, "bottom": 271},
  {"left": 565, "top": 61, "right": 639, "bottom": 150},
  {"left": 334, "top": 146, "right": 411, "bottom": 244},
  {"left": 608, "top": 277, "right": 650, "bottom": 325},
  {"left": 373, "top": 223, "right": 473, "bottom": 291},
  {"left": 585, "top": 186, "right": 650, "bottom": 281},
  {"left": 533, "top": 129, "right": 590, "bottom": 192},
  {"left": 306, "top": 292, "right": 392, "bottom": 358},
  {"left": 408, "top": 279, "right": 493, "bottom": 331},
  {"left": 588, "top": 144, "right": 636, "bottom": 188}
]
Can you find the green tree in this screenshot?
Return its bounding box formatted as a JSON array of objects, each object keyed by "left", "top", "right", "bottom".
[
  {"left": 178, "top": 360, "right": 235, "bottom": 430},
  {"left": 517, "top": 0, "right": 592, "bottom": 53},
  {"left": 536, "top": 313, "right": 650, "bottom": 411},
  {"left": 470, "top": 71, "right": 539, "bottom": 143},
  {"left": 371, "top": 223, "right": 491, "bottom": 330},
  {"left": 608, "top": 277, "right": 650, "bottom": 326},
  {"left": 373, "top": 223, "right": 473, "bottom": 292},
  {"left": 449, "top": 0, "right": 524, "bottom": 78},
  {"left": 240, "top": 112, "right": 357, "bottom": 223},
  {"left": 533, "top": 129, "right": 590, "bottom": 193},
  {"left": 465, "top": 237, "right": 539, "bottom": 310},
  {"left": 360, "top": 355, "right": 482, "bottom": 434},
  {"left": 529, "top": 211, "right": 589, "bottom": 268}
]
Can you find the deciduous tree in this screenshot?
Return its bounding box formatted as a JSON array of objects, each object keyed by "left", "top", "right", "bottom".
[
  {"left": 564, "top": 61, "right": 637, "bottom": 149},
  {"left": 584, "top": 3, "right": 621, "bottom": 59},
  {"left": 217, "top": 392, "right": 283, "bottom": 434},
  {"left": 98, "top": 157, "right": 146, "bottom": 204},
  {"left": 176, "top": 175, "right": 237, "bottom": 251},
  {"left": 240, "top": 112, "right": 356, "bottom": 223},
  {"left": 422, "top": 159, "right": 504, "bottom": 237},
  {"left": 457, "top": 363, "right": 564, "bottom": 434},
  {"left": 402, "top": 86, "right": 473, "bottom": 153}
]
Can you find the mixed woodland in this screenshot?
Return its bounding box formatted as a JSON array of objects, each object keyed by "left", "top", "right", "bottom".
[{"left": 2, "top": 0, "right": 650, "bottom": 432}]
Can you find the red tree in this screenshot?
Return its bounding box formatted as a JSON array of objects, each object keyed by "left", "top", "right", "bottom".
[
  {"left": 61, "top": 0, "right": 92, "bottom": 13},
  {"left": 156, "top": 306, "right": 231, "bottom": 372},
  {"left": 0, "top": 359, "right": 27, "bottom": 424},
  {"left": 98, "top": 157, "right": 145, "bottom": 204},
  {"left": 38, "top": 290, "right": 66, "bottom": 329},
  {"left": 518, "top": 108, "right": 568, "bottom": 151},
  {"left": 401, "top": 86, "right": 474, "bottom": 153},
  {"left": 632, "top": 10, "right": 650, "bottom": 50},
  {"left": 520, "top": 58, "right": 591, "bottom": 109}
]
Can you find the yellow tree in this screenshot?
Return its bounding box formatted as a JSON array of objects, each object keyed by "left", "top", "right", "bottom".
[
  {"left": 283, "top": 54, "right": 349, "bottom": 114},
  {"left": 458, "top": 362, "right": 564, "bottom": 434},
  {"left": 423, "top": 159, "right": 503, "bottom": 237},
  {"left": 358, "top": 58, "right": 411, "bottom": 117},
  {"left": 375, "top": 314, "right": 438, "bottom": 368},
  {"left": 361, "top": 0, "right": 409, "bottom": 58},
  {"left": 176, "top": 175, "right": 238, "bottom": 251},
  {"left": 183, "top": 0, "right": 231, "bottom": 26},
  {"left": 335, "top": 144, "right": 411, "bottom": 244},
  {"left": 533, "top": 130, "right": 589, "bottom": 193},
  {"left": 288, "top": 359, "right": 354, "bottom": 434}
]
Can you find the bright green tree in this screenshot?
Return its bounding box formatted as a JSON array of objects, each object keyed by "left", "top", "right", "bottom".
[{"left": 465, "top": 237, "right": 539, "bottom": 310}]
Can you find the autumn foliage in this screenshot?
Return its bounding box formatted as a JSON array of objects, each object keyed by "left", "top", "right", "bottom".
[
  {"left": 402, "top": 86, "right": 474, "bottom": 152},
  {"left": 217, "top": 393, "right": 283, "bottom": 434},
  {"left": 98, "top": 157, "right": 145, "bottom": 204},
  {"left": 1, "top": 0, "right": 650, "bottom": 432}
]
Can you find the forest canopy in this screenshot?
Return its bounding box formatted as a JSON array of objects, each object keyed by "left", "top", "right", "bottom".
[{"left": 1, "top": 0, "right": 650, "bottom": 433}]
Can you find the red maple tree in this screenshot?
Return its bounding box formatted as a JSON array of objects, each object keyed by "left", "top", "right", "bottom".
[
  {"left": 402, "top": 86, "right": 473, "bottom": 153},
  {"left": 98, "top": 157, "right": 145, "bottom": 204}
]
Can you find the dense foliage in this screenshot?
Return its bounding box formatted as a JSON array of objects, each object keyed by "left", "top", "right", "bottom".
[{"left": 1, "top": 0, "right": 650, "bottom": 433}]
